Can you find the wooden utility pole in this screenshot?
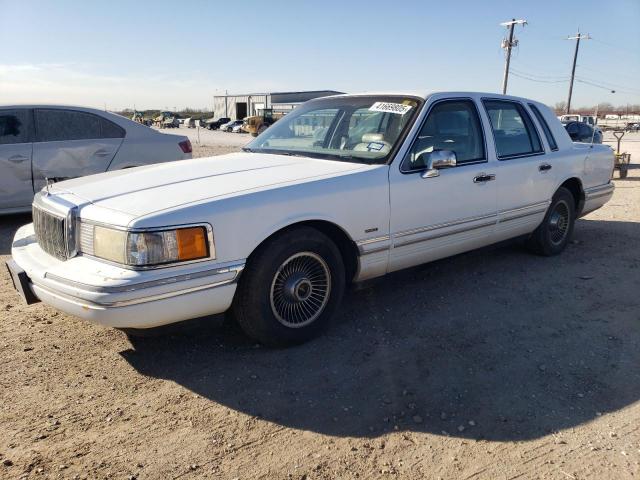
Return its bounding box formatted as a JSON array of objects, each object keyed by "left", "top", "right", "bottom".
[
  {"left": 566, "top": 31, "right": 591, "bottom": 114},
  {"left": 500, "top": 18, "right": 527, "bottom": 94}
]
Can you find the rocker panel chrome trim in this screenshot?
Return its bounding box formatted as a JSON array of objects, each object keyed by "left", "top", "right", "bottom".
[
  {"left": 394, "top": 212, "right": 497, "bottom": 239},
  {"left": 394, "top": 220, "right": 496, "bottom": 248}
]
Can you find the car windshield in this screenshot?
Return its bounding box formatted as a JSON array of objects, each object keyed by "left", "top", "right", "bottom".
[{"left": 245, "top": 95, "right": 423, "bottom": 164}]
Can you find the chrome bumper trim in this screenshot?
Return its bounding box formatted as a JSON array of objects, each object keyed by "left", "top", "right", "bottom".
[
  {"left": 585, "top": 183, "right": 614, "bottom": 201},
  {"left": 44, "top": 262, "right": 245, "bottom": 294},
  {"left": 35, "top": 268, "right": 242, "bottom": 309}
]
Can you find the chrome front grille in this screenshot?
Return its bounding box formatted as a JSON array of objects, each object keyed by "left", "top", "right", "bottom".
[{"left": 32, "top": 205, "right": 69, "bottom": 260}]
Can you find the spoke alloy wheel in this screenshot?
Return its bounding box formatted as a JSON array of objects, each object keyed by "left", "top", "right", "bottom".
[
  {"left": 548, "top": 200, "right": 570, "bottom": 246},
  {"left": 270, "top": 252, "right": 331, "bottom": 328}
]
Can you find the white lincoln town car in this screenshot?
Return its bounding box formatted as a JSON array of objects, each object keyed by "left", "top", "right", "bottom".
[{"left": 7, "top": 92, "right": 615, "bottom": 346}]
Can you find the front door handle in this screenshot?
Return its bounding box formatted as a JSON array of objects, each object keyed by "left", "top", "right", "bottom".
[
  {"left": 94, "top": 150, "right": 112, "bottom": 157},
  {"left": 539, "top": 163, "right": 552, "bottom": 172},
  {"left": 473, "top": 173, "right": 496, "bottom": 183},
  {"left": 8, "top": 155, "right": 29, "bottom": 163}
]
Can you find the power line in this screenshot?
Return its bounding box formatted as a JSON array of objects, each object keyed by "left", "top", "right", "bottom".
[
  {"left": 576, "top": 63, "right": 640, "bottom": 83},
  {"left": 510, "top": 65, "right": 640, "bottom": 93},
  {"left": 510, "top": 71, "right": 568, "bottom": 83},
  {"left": 575, "top": 78, "right": 640, "bottom": 96},
  {"left": 590, "top": 38, "right": 639, "bottom": 55},
  {"left": 575, "top": 74, "right": 640, "bottom": 94},
  {"left": 510, "top": 67, "right": 569, "bottom": 80}
]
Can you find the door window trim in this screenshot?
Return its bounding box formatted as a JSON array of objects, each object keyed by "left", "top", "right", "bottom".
[
  {"left": 400, "top": 97, "right": 488, "bottom": 174},
  {"left": 481, "top": 98, "right": 545, "bottom": 161}
]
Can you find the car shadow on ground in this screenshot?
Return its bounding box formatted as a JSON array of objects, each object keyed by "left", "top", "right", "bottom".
[
  {"left": 71, "top": 219, "right": 640, "bottom": 440},
  {"left": 0, "top": 214, "right": 31, "bottom": 255}
]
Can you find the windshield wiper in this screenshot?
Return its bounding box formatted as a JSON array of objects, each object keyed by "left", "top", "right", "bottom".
[{"left": 242, "top": 147, "right": 253, "bottom": 152}]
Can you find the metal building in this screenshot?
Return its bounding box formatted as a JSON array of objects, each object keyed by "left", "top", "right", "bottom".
[{"left": 212, "top": 90, "right": 343, "bottom": 120}]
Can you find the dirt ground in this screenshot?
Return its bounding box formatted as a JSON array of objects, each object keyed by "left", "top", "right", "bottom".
[{"left": 1, "top": 134, "right": 639, "bottom": 480}]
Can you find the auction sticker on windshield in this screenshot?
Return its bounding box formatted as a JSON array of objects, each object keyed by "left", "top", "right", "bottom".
[{"left": 369, "top": 102, "right": 413, "bottom": 115}]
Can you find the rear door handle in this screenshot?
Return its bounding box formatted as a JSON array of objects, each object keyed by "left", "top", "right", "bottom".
[
  {"left": 473, "top": 173, "right": 496, "bottom": 183},
  {"left": 539, "top": 163, "right": 552, "bottom": 172},
  {"left": 94, "top": 149, "right": 112, "bottom": 157},
  {"left": 8, "top": 155, "right": 29, "bottom": 163}
]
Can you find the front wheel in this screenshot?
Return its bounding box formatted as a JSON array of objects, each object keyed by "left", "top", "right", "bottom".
[
  {"left": 231, "top": 227, "right": 345, "bottom": 346},
  {"left": 527, "top": 187, "right": 576, "bottom": 256}
]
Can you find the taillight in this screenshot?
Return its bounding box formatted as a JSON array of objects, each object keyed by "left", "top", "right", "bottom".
[{"left": 179, "top": 139, "right": 192, "bottom": 154}]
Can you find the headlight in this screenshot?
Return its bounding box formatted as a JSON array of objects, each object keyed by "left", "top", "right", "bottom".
[{"left": 85, "top": 224, "right": 212, "bottom": 267}]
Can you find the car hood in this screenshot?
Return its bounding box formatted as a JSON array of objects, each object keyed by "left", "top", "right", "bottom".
[{"left": 50, "top": 152, "right": 376, "bottom": 219}]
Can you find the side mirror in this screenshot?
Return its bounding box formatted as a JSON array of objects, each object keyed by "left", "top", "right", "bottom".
[{"left": 419, "top": 150, "right": 457, "bottom": 178}]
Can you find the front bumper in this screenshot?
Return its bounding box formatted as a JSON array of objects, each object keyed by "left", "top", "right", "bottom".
[{"left": 9, "top": 224, "right": 243, "bottom": 329}]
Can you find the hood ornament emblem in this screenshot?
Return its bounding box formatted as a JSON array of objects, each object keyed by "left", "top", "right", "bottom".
[{"left": 44, "top": 177, "right": 53, "bottom": 196}]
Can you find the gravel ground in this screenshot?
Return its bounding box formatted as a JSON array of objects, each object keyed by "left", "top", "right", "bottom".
[{"left": 0, "top": 133, "right": 639, "bottom": 480}]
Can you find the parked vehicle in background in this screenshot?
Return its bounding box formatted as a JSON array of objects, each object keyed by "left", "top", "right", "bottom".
[
  {"left": 559, "top": 114, "right": 596, "bottom": 126},
  {"left": 205, "top": 117, "right": 231, "bottom": 130},
  {"left": 162, "top": 116, "right": 179, "bottom": 128},
  {"left": 221, "top": 120, "right": 244, "bottom": 132},
  {"left": 7, "top": 93, "right": 615, "bottom": 346},
  {"left": 626, "top": 122, "right": 640, "bottom": 132},
  {"left": 232, "top": 122, "right": 245, "bottom": 133},
  {"left": 564, "top": 121, "right": 603, "bottom": 144},
  {"left": 245, "top": 108, "right": 285, "bottom": 137},
  {"left": 153, "top": 112, "right": 179, "bottom": 128},
  {"left": 183, "top": 118, "right": 195, "bottom": 128},
  {"left": 0, "top": 105, "right": 192, "bottom": 214}
]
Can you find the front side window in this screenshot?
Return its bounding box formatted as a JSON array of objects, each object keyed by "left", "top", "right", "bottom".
[
  {"left": 483, "top": 100, "right": 543, "bottom": 158},
  {"left": 246, "top": 96, "right": 422, "bottom": 164},
  {"left": 404, "top": 99, "right": 485, "bottom": 171},
  {"left": 35, "top": 109, "right": 124, "bottom": 142},
  {"left": 0, "top": 109, "right": 31, "bottom": 145}
]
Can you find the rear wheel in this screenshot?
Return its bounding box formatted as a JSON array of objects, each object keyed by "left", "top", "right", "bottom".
[
  {"left": 231, "top": 227, "right": 345, "bottom": 346},
  {"left": 527, "top": 187, "right": 575, "bottom": 256}
]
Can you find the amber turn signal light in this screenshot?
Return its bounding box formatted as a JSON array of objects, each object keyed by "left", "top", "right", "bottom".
[{"left": 176, "top": 227, "right": 208, "bottom": 261}]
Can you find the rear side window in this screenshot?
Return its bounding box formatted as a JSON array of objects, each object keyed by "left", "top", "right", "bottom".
[
  {"left": 100, "top": 118, "right": 125, "bottom": 138},
  {"left": 483, "top": 100, "right": 543, "bottom": 159},
  {"left": 528, "top": 103, "right": 558, "bottom": 151},
  {"left": 0, "top": 109, "right": 31, "bottom": 145},
  {"left": 35, "top": 109, "right": 124, "bottom": 142}
]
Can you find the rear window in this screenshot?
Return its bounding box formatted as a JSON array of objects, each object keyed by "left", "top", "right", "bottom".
[
  {"left": 528, "top": 104, "right": 558, "bottom": 151},
  {"left": 35, "top": 109, "right": 125, "bottom": 142}
]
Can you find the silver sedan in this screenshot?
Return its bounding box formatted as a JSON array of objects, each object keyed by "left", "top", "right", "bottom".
[{"left": 0, "top": 105, "right": 193, "bottom": 214}]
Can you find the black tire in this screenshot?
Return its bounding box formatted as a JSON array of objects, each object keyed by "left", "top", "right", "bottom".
[
  {"left": 231, "top": 227, "right": 345, "bottom": 347},
  {"left": 527, "top": 187, "right": 576, "bottom": 256},
  {"left": 619, "top": 163, "right": 629, "bottom": 179}
]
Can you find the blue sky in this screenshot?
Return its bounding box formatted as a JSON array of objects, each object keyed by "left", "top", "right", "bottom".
[{"left": 1, "top": 0, "right": 638, "bottom": 110}]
